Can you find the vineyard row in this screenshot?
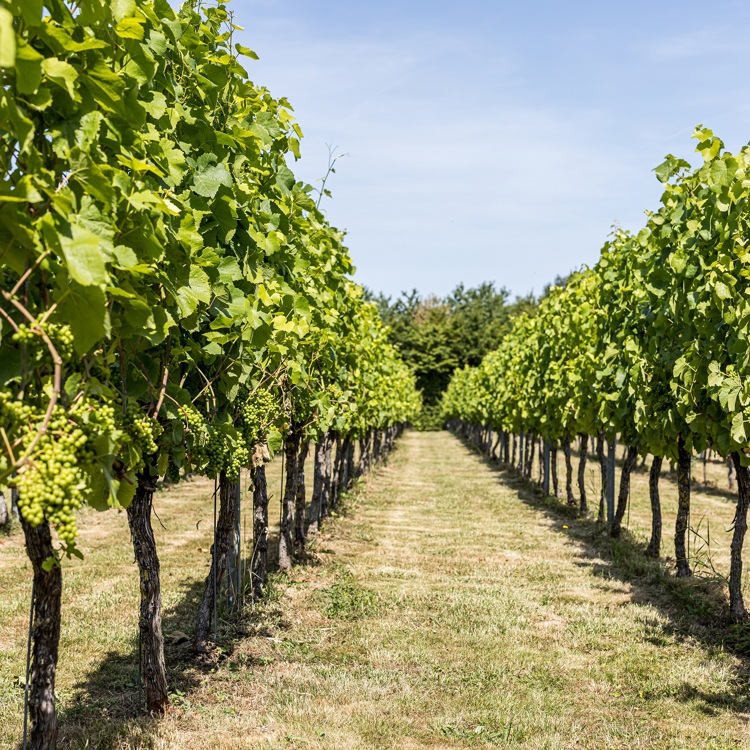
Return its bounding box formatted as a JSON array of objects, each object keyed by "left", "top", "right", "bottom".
[
  {"left": 443, "top": 127, "right": 750, "bottom": 625},
  {"left": 0, "top": 2, "right": 420, "bottom": 748}
]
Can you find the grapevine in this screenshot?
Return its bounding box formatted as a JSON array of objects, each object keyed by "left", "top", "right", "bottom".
[
  {"left": 0, "top": 0, "right": 422, "bottom": 737},
  {"left": 9, "top": 399, "right": 119, "bottom": 553}
]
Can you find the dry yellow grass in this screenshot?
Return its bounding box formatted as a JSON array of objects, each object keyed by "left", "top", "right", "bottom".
[
  {"left": 540, "top": 438, "right": 746, "bottom": 591},
  {"left": 1, "top": 432, "right": 750, "bottom": 749}
]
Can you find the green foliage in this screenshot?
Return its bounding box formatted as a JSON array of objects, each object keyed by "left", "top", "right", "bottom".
[
  {"left": 376, "top": 291, "right": 458, "bottom": 406},
  {"left": 442, "top": 126, "right": 750, "bottom": 466},
  {"left": 413, "top": 403, "right": 444, "bottom": 432},
  {"left": 372, "top": 282, "right": 529, "bottom": 427},
  {"left": 0, "top": 0, "right": 419, "bottom": 556}
]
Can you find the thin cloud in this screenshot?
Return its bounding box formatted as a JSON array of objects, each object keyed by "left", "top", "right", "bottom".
[
  {"left": 234, "top": 1, "right": 750, "bottom": 298},
  {"left": 643, "top": 31, "right": 744, "bottom": 63}
]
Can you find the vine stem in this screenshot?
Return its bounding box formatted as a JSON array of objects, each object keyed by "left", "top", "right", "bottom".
[
  {"left": 152, "top": 337, "right": 171, "bottom": 419},
  {"left": 316, "top": 145, "right": 348, "bottom": 210},
  {"left": 9, "top": 251, "right": 49, "bottom": 299},
  {"left": 36, "top": 301, "right": 59, "bottom": 327},
  {"left": 1, "top": 291, "right": 62, "bottom": 470},
  {"left": 0, "top": 305, "right": 19, "bottom": 333},
  {"left": 0, "top": 428, "right": 16, "bottom": 466}
]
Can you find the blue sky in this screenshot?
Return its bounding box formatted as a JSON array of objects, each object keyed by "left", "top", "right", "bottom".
[{"left": 233, "top": 0, "right": 750, "bottom": 300}]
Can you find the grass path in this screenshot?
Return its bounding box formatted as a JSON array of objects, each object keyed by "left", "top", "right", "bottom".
[{"left": 3, "top": 431, "right": 750, "bottom": 748}]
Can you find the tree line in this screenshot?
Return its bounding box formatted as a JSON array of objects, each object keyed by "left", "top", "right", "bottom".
[{"left": 370, "top": 282, "right": 536, "bottom": 428}]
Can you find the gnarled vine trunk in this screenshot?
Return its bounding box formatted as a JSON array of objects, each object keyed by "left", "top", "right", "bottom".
[
  {"left": 526, "top": 435, "right": 535, "bottom": 480},
  {"left": 577, "top": 434, "right": 589, "bottom": 515},
  {"left": 195, "top": 471, "right": 237, "bottom": 653},
  {"left": 339, "top": 435, "right": 353, "bottom": 496},
  {"left": 674, "top": 438, "right": 692, "bottom": 578},
  {"left": 330, "top": 434, "right": 343, "bottom": 508},
  {"left": 279, "top": 426, "right": 301, "bottom": 571},
  {"left": 609, "top": 445, "right": 638, "bottom": 538},
  {"left": 374, "top": 429, "right": 383, "bottom": 463},
  {"left": 645, "top": 456, "right": 662, "bottom": 557},
  {"left": 308, "top": 437, "right": 326, "bottom": 536},
  {"left": 563, "top": 435, "right": 574, "bottom": 506},
  {"left": 357, "top": 433, "right": 369, "bottom": 476},
  {"left": 20, "top": 514, "right": 62, "bottom": 750},
  {"left": 729, "top": 453, "right": 750, "bottom": 621},
  {"left": 551, "top": 446, "right": 559, "bottom": 497},
  {"left": 251, "top": 455, "right": 269, "bottom": 601},
  {"left": 596, "top": 432, "right": 606, "bottom": 522},
  {"left": 346, "top": 438, "right": 355, "bottom": 488},
  {"left": 538, "top": 438, "right": 545, "bottom": 486},
  {"left": 128, "top": 469, "right": 169, "bottom": 713},
  {"left": 491, "top": 431, "right": 501, "bottom": 460},
  {"left": 320, "top": 432, "right": 334, "bottom": 520},
  {"left": 294, "top": 440, "right": 310, "bottom": 553}
]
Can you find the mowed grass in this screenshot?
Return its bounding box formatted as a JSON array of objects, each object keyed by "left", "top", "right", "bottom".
[
  {"left": 0, "top": 431, "right": 749, "bottom": 748},
  {"left": 546, "top": 438, "right": 748, "bottom": 598}
]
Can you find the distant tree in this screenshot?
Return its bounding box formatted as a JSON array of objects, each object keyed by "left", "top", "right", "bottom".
[
  {"left": 407, "top": 297, "right": 459, "bottom": 405},
  {"left": 368, "top": 282, "right": 536, "bottom": 428},
  {"left": 447, "top": 282, "right": 512, "bottom": 367},
  {"left": 368, "top": 291, "right": 458, "bottom": 406}
]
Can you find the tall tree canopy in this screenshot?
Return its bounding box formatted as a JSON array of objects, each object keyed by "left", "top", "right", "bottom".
[{"left": 371, "top": 282, "right": 533, "bottom": 427}]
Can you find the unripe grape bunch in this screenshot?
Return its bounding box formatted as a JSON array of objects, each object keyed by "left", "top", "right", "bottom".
[
  {"left": 12, "top": 321, "right": 75, "bottom": 360},
  {"left": 124, "top": 404, "right": 163, "bottom": 458},
  {"left": 239, "top": 389, "right": 277, "bottom": 446},
  {"left": 12, "top": 399, "right": 111, "bottom": 552}
]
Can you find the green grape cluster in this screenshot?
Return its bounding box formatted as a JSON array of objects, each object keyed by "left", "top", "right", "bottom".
[
  {"left": 225, "top": 444, "right": 249, "bottom": 480},
  {"left": 124, "top": 405, "right": 163, "bottom": 456},
  {"left": 166, "top": 459, "right": 181, "bottom": 484},
  {"left": 239, "top": 389, "right": 277, "bottom": 445},
  {"left": 9, "top": 397, "right": 124, "bottom": 551},
  {"left": 15, "top": 407, "right": 89, "bottom": 548},
  {"left": 86, "top": 401, "right": 116, "bottom": 436},
  {"left": 12, "top": 322, "right": 75, "bottom": 359},
  {"left": 0, "top": 390, "right": 35, "bottom": 427},
  {"left": 183, "top": 405, "right": 208, "bottom": 441},
  {"left": 11, "top": 325, "right": 38, "bottom": 345},
  {"left": 180, "top": 404, "right": 234, "bottom": 478},
  {"left": 181, "top": 405, "right": 210, "bottom": 471},
  {"left": 180, "top": 402, "right": 257, "bottom": 479},
  {"left": 194, "top": 424, "right": 249, "bottom": 480},
  {"left": 203, "top": 428, "right": 228, "bottom": 477}
]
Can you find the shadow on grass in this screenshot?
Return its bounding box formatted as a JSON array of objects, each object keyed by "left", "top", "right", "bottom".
[
  {"left": 55, "top": 576, "right": 209, "bottom": 748},
  {"left": 48, "top": 521, "right": 268, "bottom": 743},
  {"left": 56, "top": 572, "right": 299, "bottom": 748},
  {"left": 452, "top": 431, "right": 750, "bottom": 714},
  {"left": 691, "top": 479, "right": 742, "bottom": 505},
  {"left": 53, "top": 484, "right": 364, "bottom": 749}
]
